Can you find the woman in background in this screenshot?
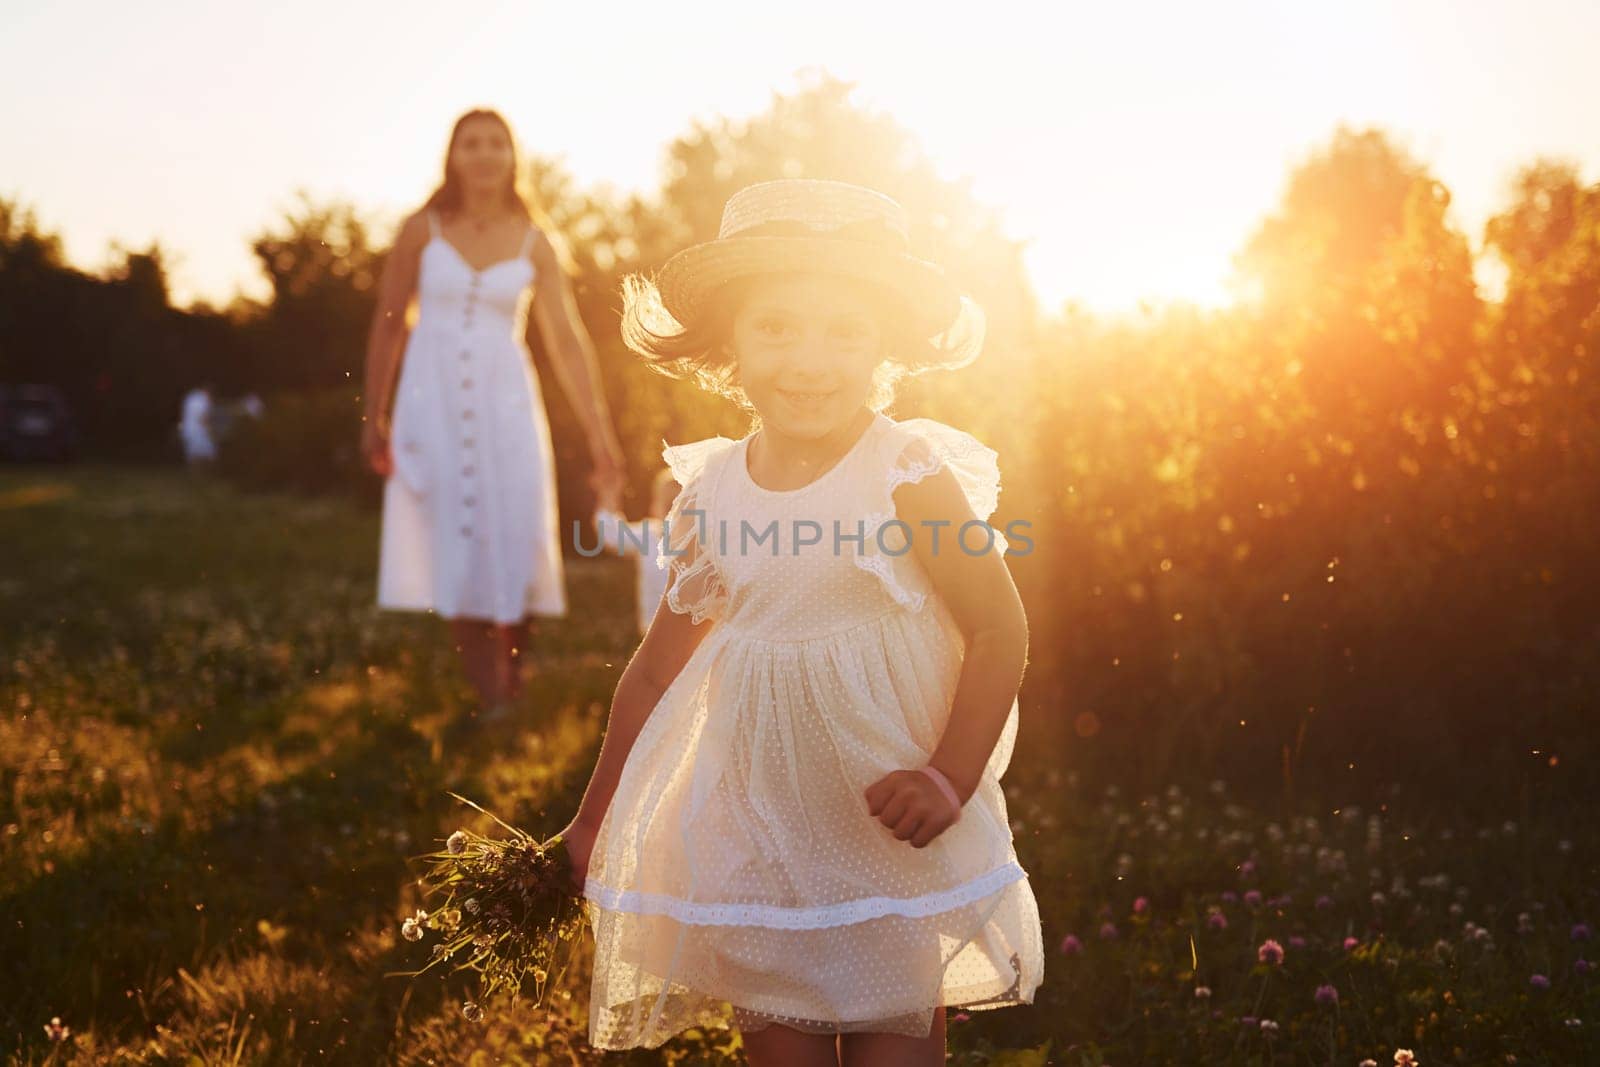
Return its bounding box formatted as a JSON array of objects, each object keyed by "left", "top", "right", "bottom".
[{"left": 361, "top": 107, "right": 624, "bottom": 721}]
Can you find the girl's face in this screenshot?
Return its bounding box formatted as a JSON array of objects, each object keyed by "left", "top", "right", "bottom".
[
  {"left": 449, "top": 117, "right": 515, "bottom": 192},
  {"left": 730, "top": 273, "right": 885, "bottom": 439}
]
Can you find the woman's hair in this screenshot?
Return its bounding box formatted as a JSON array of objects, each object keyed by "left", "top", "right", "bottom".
[
  {"left": 423, "top": 108, "right": 574, "bottom": 274},
  {"left": 619, "top": 272, "right": 972, "bottom": 417}
]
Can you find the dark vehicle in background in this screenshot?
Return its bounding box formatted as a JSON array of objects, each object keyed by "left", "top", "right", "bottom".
[{"left": 0, "top": 384, "right": 81, "bottom": 461}]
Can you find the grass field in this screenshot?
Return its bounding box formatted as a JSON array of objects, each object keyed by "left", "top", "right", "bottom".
[{"left": 3, "top": 465, "right": 1597, "bottom": 1065}]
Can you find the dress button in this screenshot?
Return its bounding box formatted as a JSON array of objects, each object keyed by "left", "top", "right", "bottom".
[
  {"left": 462, "top": 465, "right": 476, "bottom": 477},
  {"left": 460, "top": 525, "right": 473, "bottom": 538},
  {"left": 463, "top": 495, "right": 476, "bottom": 507},
  {"left": 462, "top": 437, "right": 475, "bottom": 449},
  {"left": 461, "top": 378, "right": 473, "bottom": 389}
]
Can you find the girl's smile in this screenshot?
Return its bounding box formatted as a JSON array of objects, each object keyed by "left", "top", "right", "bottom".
[{"left": 776, "top": 386, "right": 838, "bottom": 411}]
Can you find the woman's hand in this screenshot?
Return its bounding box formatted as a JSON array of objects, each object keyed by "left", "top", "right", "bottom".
[
  {"left": 556, "top": 817, "right": 599, "bottom": 896},
  {"left": 595, "top": 481, "right": 624, "bottom": 515},
  {"left": 361, "top": 420, "right": 392, "bottom": 478},
  {"left": 864, "top": 768, "right": 963, "bottom": 849},
  {"left": 589, "top": 464, "right": 625, "bottom": 506},
  {"left": 587, "top": 428, "right": 626, "bottom": 503}
]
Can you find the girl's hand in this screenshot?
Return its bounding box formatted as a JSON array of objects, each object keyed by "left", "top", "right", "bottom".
[
  {"left": 555, "top": 817, "right": 599, "bottom": 896},
  {"left": 864, "top": 769, "right": 961, "bottom": 849}
]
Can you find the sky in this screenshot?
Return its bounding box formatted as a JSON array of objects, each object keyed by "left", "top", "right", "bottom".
[{"left": 3, "top": 0, "right": 1596, "bottom": 315}]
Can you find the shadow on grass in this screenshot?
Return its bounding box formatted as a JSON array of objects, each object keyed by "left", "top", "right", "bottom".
[{"left": 0, "top": 678, "right": 610, "bottom": 1062}]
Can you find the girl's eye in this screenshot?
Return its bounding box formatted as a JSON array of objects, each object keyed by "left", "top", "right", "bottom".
[
  {"left": 832, "top": 321, "right": 873, "bottom": 342},
  {"left": 756, "top": 318, "right": 795, "bottom": 339}
]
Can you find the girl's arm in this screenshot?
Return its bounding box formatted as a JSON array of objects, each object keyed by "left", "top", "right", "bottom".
[
  {"left": 528, "top": 230, "right": 625, "bottom": 494},
  {"left": 360, "top": 210, "right": 428, "bottom": 474},
  {"left": 864, "top": 464, "right": 1029, "bottom": 848},
  {"left": 567, "top": 585, "right": 717, "bottom": 833}
]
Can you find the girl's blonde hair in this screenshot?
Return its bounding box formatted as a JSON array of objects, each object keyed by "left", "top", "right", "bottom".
[{"left": 619, "top": 272, "right": 974, "bottom": 419}]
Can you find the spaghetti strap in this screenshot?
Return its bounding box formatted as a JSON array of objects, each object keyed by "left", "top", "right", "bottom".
[
  {"left": 517, "top": 224, "right": 537, "bottom": 261},
  {"left": 426, "top": 210, "right": 439, "bottom": 239}
]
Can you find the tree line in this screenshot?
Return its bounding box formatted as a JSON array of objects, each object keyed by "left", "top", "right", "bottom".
[{"left": 4, "top": 74, "right": 1595, "bottom": 801}]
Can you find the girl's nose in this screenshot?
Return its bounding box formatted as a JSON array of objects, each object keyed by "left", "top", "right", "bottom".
[{"left": 792, "top": 330, "right": 844, "bottom": 371}]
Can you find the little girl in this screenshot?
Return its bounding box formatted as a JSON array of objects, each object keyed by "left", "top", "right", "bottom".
[
  {"left": 559, "top": 179, "right": 1043, "bottom": 1064},
  {"left": 591, "top": 467, "right": 680, "bottom": 637}
]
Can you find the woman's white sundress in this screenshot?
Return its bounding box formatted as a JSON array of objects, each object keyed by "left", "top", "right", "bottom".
[
  {"left": 377, "top": 210, "right": 567, "bottom": 624},
  {"left": 582, "top": 410, "right": 1044, "bottom": 1050}
]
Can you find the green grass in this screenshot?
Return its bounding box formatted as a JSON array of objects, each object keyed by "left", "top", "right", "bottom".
[
  {"left": 3, "top": 465, "right": 1597, "bottom": 1065},
  {"left": 0, "top": 465, "right": 640, "bottom": 1064}
]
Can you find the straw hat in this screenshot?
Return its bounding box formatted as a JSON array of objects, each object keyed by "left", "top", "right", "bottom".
[{"left": 656, "top": 179, "right": 970, "bottom": 341}]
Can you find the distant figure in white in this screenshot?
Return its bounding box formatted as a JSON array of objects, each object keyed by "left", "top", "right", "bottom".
[
  {"left": 361, "top": 107, "right": 625, "bottom": 722},
  {"left": 179, "top": 384, "right": 216, "bottom": 469},
  {"left": 591, "top": 467, "right": 680, "bottom": 638}
]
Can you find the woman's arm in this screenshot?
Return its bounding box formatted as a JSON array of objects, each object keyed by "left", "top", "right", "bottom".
[
  {"left": 863, "top": 464, "right": 1029, "bottom": 848},
  {"left": 360, "top": 210, "right": 428, "bottom": 474},
  {"left": 528, "top": 230, "right": 625, "bottom": 491}
]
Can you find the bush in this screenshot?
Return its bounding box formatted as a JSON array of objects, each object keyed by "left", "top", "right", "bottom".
[{"left": 215, "top": 387, "right": 380, "bottom": 508}]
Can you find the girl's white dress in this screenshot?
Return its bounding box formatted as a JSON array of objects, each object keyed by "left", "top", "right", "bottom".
[
  {"left": 376, "top": 210, "right": 566, "bottom": 624},
  {"left": 582, "top": 410, "right": 1044, "bottom": 1050}
]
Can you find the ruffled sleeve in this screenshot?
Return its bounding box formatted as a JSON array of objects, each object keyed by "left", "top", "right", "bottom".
[
  {"left": 656, "top": 435, "right": 739, "bottom": 625},
  {"left": 854, "top": 418, "right": 1005, "bottom": 614}
]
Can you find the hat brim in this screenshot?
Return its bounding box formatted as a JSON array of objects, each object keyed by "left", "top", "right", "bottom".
[{"left": 656, "top": 236, "right": 963, "bottom": 338}]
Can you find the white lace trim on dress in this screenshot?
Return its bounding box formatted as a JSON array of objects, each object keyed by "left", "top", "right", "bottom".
[
  {"left": 852, "top": 419, "right": 1005, "bottom": 613},
  {"left": 583, "top": 860, "right": 1027, "bottom": 929},
  {"left": 656, "top": 436, "right": 740, "bottom": 624}
]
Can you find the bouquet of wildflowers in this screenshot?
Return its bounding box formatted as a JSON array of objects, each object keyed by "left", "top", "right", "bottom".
[{"left": 388, "top": 792, "right": 587, "bottom": 1023}]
